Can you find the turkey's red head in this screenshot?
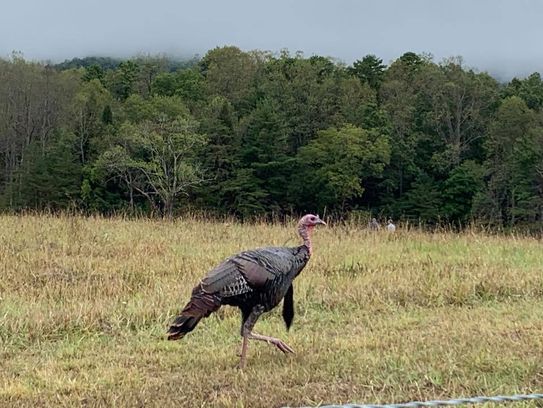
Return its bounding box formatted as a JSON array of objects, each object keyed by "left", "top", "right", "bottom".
[
  {"left": 298, "top": 214, "right": 326, "bottom": 228},
  {"left": 297, "top": 214, "right": 325, "bottom": 255}
]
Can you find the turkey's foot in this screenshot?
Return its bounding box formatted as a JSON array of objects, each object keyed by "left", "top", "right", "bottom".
[
  {"left": 237, "top": 332, "right": 294, "bottom": 369},
  {"left": 249, "top": 332, "right": 295, "bottom": 354}
]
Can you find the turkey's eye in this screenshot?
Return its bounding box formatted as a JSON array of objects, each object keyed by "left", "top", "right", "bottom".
[{"left": 310, "top": 217, "right": 316, "bottom": 221}]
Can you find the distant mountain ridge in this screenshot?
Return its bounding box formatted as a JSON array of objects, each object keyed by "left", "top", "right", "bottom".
[{"left": 54, "top": 55, "right": 199, "bottom": 72}]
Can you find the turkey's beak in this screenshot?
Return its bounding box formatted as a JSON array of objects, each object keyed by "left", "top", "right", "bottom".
[{"left": 316, "top": 218, "right": 326, "bottom": 226}]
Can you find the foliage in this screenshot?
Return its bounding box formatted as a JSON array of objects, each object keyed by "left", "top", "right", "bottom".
[
  {"left": 294, "top": 125, "right": 390, "bottom": 212},
  {"left": 475, "top": 96, "right": 543, "bottom": 226},
  {"left": 1, "top": 49, "right": 543, "bottom": 228},
  {"left": 13, "top": 130, "right": 81, "bottom": 210},
  {"left": 95, "top": 96, "right": 206, "bottom": 217},
  {"left": 349, "top": 54, "right": 386, "bottom": 90},
  {"left": 442, "top": 160, "right": 485, "bottom": 224},
  {"left": 152, "top": 68, "right": 205, "bottom": 104},
  {"left": 55, "top": 56, "right": 122, "bottom": 71}
]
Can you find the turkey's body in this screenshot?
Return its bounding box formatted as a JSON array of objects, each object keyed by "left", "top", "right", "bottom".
[
  {"left": 220, "top": 246, "right": 309, "bottom": 319},
  {"left": 167, "top": 245, "right": 309, "bottom": 340},
  {"left": 167, "top": 213, "right": 325, "bottom": 368}
]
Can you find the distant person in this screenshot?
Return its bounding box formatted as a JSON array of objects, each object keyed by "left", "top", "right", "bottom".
[
  {"left": 386, "top": 219, "right": 396, "bottom": 232},
  {"left": 369, "top": 218, "right": 380, "bottom": 231}
]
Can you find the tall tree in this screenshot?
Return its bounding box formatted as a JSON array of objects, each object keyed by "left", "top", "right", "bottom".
[
  {"left": 71, "top": 79, "right": 112, "bottom": 164},
  {"left": 152, "top": 68, "right": 205, "bottom": 109},
  {"left": 504, "top": 73, "right": 543, "bottom": 111},
  {"left": 475, "top": 96, "right": 539, "bottom": 226},
  {"left": 13, "top": 129, "right": 81, "bottom": 210},
  {"left": 293, "top": 124, "right": 390, "bottom": 212},
  {"left": 82, "top": 64, "right": 105, "bottom": 85},
  {"left": 241, "top": 98, "right": 292, "bottom": 214},
  {"left": 200, "top": 46, "right": 259, "bottom": 113},
  {"left": 442, "top": 160, "right": 485, "bottom": 225},
  {"left": 379, "top": 53, "right": 429, "bottom": 202},
  {"left": 349, "top": 54, "right": 386, "bottom": 91},
  {"left": 196, "top": 96, "right": 239, "bottom": 210},
  {"left": 419, "top": 59, "right": 498, "bottom": 169},
  {"left": 107, "top": 60, "right": 140, "bottom": 101},
  {"left": 0, "top": 55, "right": 79, "bottom": 205},
  {"left": 96, "top": 96, "right": 207, "bottom": 217},
  {"left": 133, "top": 55, "right": 169, "bottom": 97}
]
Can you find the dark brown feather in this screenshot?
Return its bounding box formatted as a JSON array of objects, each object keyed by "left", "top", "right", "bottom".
[
  {"left": 167, "top": 285, "right": 221, "bottom": 340},
  {"left": 235, "top": 258, "right": 275, "bottom": 287},
  {"left": 282, "top": 284, "right": 294, "bottom": 330},
  {"left": 200, "top": 260, "right": 241, "bottom": 293}
]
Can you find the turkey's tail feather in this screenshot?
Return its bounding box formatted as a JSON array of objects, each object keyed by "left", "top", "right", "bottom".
[
  {"left": 167, "top": 285, "right": 221, "bottom": 340},
  {"left": 167, "top": 315, "right": 202, "bottom": 340}
]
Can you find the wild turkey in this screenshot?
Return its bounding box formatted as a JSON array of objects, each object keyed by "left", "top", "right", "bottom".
[
  {"left": 167, "top": 214, "right": 326, "bottom": 368},
  {"left": 386, "top": 219, "right": 396, "bottom": 232}
]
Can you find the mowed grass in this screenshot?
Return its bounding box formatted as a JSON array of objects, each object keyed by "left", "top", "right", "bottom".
[{"left": 1, "top": 215, "right": 542, "bottom": 408}]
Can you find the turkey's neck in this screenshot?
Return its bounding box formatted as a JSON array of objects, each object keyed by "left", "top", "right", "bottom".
[{"left": 298, "top": 224, "right": 314, "bottom": 256}]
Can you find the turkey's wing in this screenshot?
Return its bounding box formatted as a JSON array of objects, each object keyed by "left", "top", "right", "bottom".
[
  {"left": 234, "top": 257, "right": 276, "bottom": 287},
  {"left": 200, "top": 256, "right": 275, "bottom": 296}
]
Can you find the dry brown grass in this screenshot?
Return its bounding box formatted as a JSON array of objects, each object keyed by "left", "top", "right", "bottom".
[{"left": 1, "top": 214, "right": 542, "bottom": 407}]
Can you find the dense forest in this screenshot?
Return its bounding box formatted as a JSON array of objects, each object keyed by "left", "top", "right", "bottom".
[{"left": 1, "top": 48, "right": 542, "bottom": 228}]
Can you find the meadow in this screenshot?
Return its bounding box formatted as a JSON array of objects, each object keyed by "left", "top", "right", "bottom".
[{"left": 0, "top": 215, "right": 542, "bottom": 407}]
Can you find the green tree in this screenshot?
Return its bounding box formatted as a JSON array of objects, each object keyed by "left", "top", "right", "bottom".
[
  {"left": 400, "top": 173, "right": 443, "bottom": 224},
  {"left": 379, "top": 77, "right": 419, "bottom": 199},
  {"left": 294, "top": 124, "right": 390, "bottom": 212},
  {"left": 509, "top": 125, "right": 543, "bottom": 225},
  {"left": 240, "top": 98, "right": 292, "bottom": 214},
  {"left": 122, "top": 94, "right": 189, "bottom": 123},
  {"left": 107, "top": 60, "right": 139, "bottom": 101},
  {"left": 379, "top": 54, "right": 434, "bottom": 205},
  {"left": 15, "top": 130, "right": 81, "bottom": 210},
  {"left": 349, "top": 54, "right": 386, "bottom": 90},
  {"left": 82, "top": 64, "right": 105, "bottom": 85},
  {"left": 200, "top": 46, "right": 259, "bottom": 112},
  {"left": 220, "top": 168, "right": 268, "bottom": 217},
  {"left": 420, "top": 59, "right": 498, "bottom": 169},
  {"left": 97, "top": 96, "right": 206, "bottom": 217},
  {"left": 71, "top": 79, "right": 111, "bottom": 164},
  {"left": 338, "top": 77, "right": 385, "bottom": 129},
  {"left": 442, "top": 160, "right": 484, "bottom": 224},
  {"left": 133, "top": 55, "right": 168, "bottom": 97},
  {"left": 152, "top": 68, "right": 205, "bottom": 108},
  {"left": 475, "top": 96, "right": 540, "bottom": 226},
  {"left": 196, "top": 96, "right": 239, "bottom": 210},
  {"left": 0, "top": 56, "right": 80, "bottom": 205},
  {"left": 504, "top": 73, "right": 543, "bottom": 111},
  {"left": 152, "top": 72, "right": 178, "bottom": 97},
  {"left": 257, "top": 52, "right": 346, "bottom": 152}
]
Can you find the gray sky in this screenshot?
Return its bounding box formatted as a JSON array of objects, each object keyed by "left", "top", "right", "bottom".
[{"left": 2, "top": 0, "right": 542, "bottom": 79}]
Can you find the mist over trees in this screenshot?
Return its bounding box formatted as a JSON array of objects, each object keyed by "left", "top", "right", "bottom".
[{"left": 1, "top": 48, "right": 542, "bottom": 228}]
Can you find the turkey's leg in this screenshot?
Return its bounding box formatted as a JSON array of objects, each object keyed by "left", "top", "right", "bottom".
[
  {"left": 239, "top": 306, "right": 264, "bottom": 369},
  {"left": 239, "top": 305, "right": 294, "bottom": 368}
]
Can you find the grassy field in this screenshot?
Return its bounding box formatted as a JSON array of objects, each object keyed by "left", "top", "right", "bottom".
[{"left": 0, "top": 215, "right": 542, "bottom": 407}]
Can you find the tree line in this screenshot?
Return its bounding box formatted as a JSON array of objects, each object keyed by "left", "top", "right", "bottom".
[{"left": 1, "top": 48, "right": 542, "bottom": 228}]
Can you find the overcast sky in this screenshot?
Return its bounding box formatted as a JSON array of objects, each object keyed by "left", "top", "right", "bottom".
[{"left": 2, "top": 0, "right": 542, "bottom": 80}]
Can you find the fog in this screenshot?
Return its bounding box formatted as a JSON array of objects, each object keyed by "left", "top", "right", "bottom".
[{"left": 2, "top": 0, "right": 542, "bottom": 79}]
